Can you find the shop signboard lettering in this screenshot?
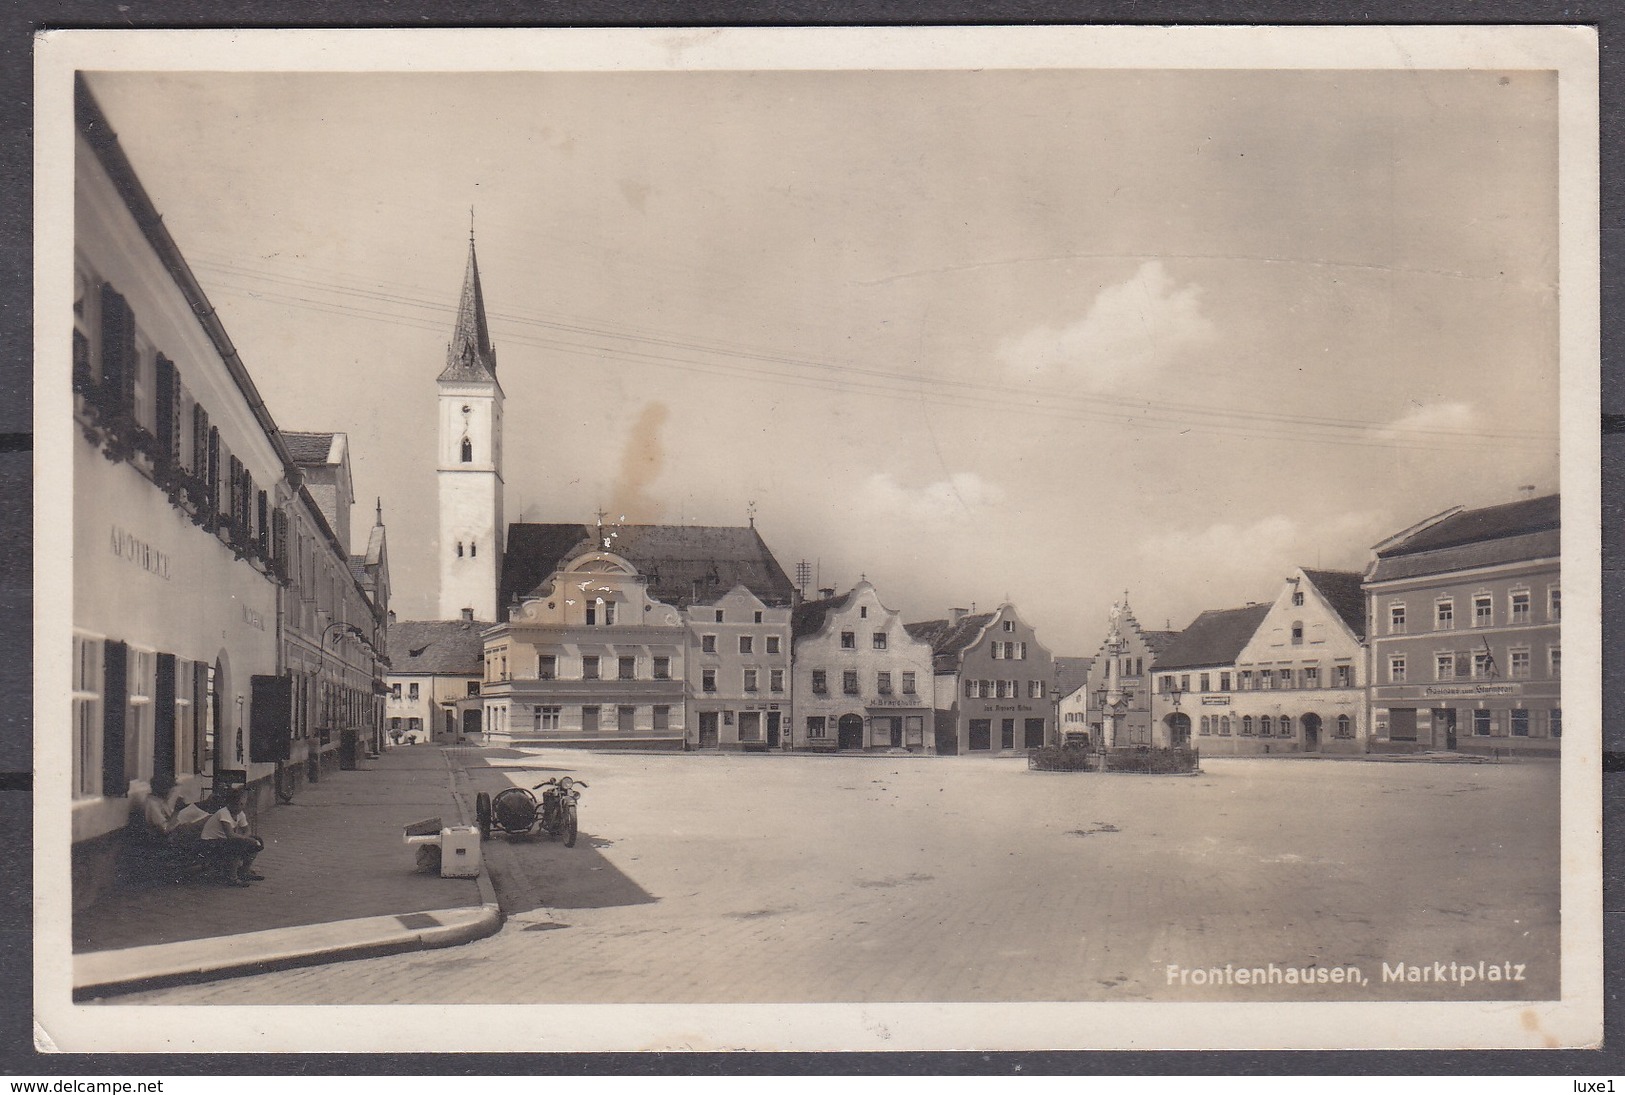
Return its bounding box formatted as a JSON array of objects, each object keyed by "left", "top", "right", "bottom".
[{"left": 1423, "top": 684, "right": 1519, "bottom": 698}]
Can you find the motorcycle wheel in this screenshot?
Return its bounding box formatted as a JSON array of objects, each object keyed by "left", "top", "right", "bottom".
[
  {"left": 475, "top": 791, "right": 491, "bottom": 839},
  {"left": 564, "top": 810, "right": 577, "bottom": 848}
]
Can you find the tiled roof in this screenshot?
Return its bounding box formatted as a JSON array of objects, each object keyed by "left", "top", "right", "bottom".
[
  {"left": 1379, "top": 494, "right": 1559, "bottom": 558},
  {"left": 791, "top": 590, "right": 853, "bottom": 640},
  {"left": 1054, "top": 656, "right": 1094, "bottom": 698},
  {"left": 282, "top": 431, "right": 336, "bottom": 465},
  {"left": 1153, "top": 603, "right": 1271, "bottom": 671},
  {"left": 904, "top": 613, "right": 996, "bottom": 673},
  {"left": 1368, "top": 529, "right": 1561, "bottom": 584},
  {"left": 1140, "top": 629, "right": 1179, "bottom": 655},
  {"left": 1301, "top": 568, "right": 1366, "bottom": 640},
  {"left": 500, "top": 523, "right": 796, "bottom": 611},
  {"left": 385, "top": 619, "right": 487, "bottom": 676},
  {"left": 348, "top": 556, "right": 370, "bottom": 584}
]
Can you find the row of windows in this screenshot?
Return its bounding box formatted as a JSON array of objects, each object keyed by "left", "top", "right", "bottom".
[
  {"left": 1387, "top": 646, "right": 1559, "bottom": 683},
  {"left": 1386, "top": 586, "right": 1558, "bottom": 635},
  {"left": 804, "top": 714, "right": 926, "bottom": 737},
  {"left": 963, "top": 678, "right": 1048, "bottom": 700},
  {"left": 1387, "top": 708, "right": 1562, "bottom": 739},
  {"left": 836, "top": 630, "right": 893, "bottom": 651},
  {"left": 390, "top": 681, "right": 480, "bottom": 701},
  {"left": 810, "top": 669, "right": 919, "bottom": 696},
  {"left": 1198, "top": 714, "right": 1355, "bottom": 738},
  {"left": 1161, "top": 666, "right": 1356, "bottom": 693},
  {"left": 535, "top": 654, "right": 675, "bottom": 681},
  {"left": 702, "top": 634, "right": 783, "bottom": 655},
  {"left": 967, "top": 716, "right": 1048, "bottom": 751},
  {"left": 529, "top": 704, "right": 674, "bottom": 732},
  {"left": 702, "top": 667, "right": 785, "bottom": 693},
  {"left": 989, "top": 641, "right": 1029, "bottom": 660}
]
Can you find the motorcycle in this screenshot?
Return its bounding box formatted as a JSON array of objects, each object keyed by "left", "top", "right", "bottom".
[{"left": 475, "top": 776, "right": 587, "bottom": 847}]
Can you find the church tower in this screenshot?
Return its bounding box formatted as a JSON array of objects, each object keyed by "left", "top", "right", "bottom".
[{"left": 437, "top": 229, "right": 504, "bottom": 622}]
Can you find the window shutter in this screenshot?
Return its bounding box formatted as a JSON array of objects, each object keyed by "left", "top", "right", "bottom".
[
  {"left": 153, "top": 652, "right": 177, "bottom": 785},
  {"left": 250, "top": 674, "right": 293, "bottom": 762},
  {"left": 98, "top": 284, "right": 136, "bottom": 415},
  {"left": 154, "top": 354, "right": 181, "bottom": 466},
  {"left": 227, "top": 454, "right": 243, "bottom": 539},
  {"left": 101, "top": 640, "right": 129, "bottom": 797},
  {"left": 192, "top": 660, "right": 209, "bottom": 775},
  {"left": 206, "top": 427, "right": 220, "bottom": 515},
  {"left": 257, "top": 490, "right": 269, "bottom": 555},
  {"left": 192, "top": 404, "right": 210, "bottom": 482}
]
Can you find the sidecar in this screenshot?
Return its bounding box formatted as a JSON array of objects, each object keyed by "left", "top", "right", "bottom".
[{"left": 474, "top": 786, "right": 538, "bottom": 839}]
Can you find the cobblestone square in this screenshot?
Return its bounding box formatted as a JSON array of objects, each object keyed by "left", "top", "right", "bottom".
[{"left": 118, "top": 750, "right": 1559, "bottom": 1006}]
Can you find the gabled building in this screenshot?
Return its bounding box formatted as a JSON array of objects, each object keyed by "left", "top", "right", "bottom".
[
  {"left": 907, "top": 604, "right": 1055, "bottom": 755},
  {"left": 1053, "top": 656, "right": 1096, "bottom": 745},
  {"left": 385, "top": 615, "right": 486, "bottom": 744},
  {"left": 1215, "top": 568, "right": 1367, "bottom": 754},
  {"left": 1365, "top": 494, "right": 1561, "bottom": 755},
  {"left": 489, "top": 521, "right": 797, "bottom": 748},
  {"left": 792, "top": 582, "right": 935, "bottom": 752},
  {"left": 1078, "top": 601, "right": 1177, "bottom": 747},
  {"left": 1148, "top": 603, "right": 1271, "bottom": 748}
]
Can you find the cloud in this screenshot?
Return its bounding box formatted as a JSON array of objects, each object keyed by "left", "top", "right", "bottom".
[
  {"left": 996, "top": 260, "right": 1215, "bottom": 389},
  {"left": 1376, "top": 401, "right": 1476, "bottom": 440},
  {"left": 1136, "top": 510, "right": 1388, "bottom": 626},
  {"left": 858, "top": 471, "right": 1004, "bottom": 524}
]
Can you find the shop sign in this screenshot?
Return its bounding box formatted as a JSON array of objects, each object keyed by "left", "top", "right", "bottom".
[
  {"left": 988, "top": 703, "right": 1034, "bottom": 713},
  {"left": 241, "top": 603, "right": 266, "bottom": 631},
  {"left": 1423, "top": 684, "right": 1519, "bottom": 698},
  {"left": 1200, "top": 695, "right": 1231, "bottom": 706},
  {"left": 870, "top": 697, "right": 923, "bottom": 708},
  {"left": 109, "top": 525, "right": 170, "bottom": 580}
]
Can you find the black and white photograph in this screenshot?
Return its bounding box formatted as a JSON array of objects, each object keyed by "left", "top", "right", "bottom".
[{"left": 34, "top": 25, "right": 1601, "bottom": 1052}]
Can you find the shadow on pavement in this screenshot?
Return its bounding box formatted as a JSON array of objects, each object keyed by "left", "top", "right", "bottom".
[{"left": 480, "top": 827, "right": 656, "bottom": 916}]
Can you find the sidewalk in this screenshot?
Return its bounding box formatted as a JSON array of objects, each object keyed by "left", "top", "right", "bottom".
[{"left": 72, "top": 744, "right": 501, "bottom": 998}]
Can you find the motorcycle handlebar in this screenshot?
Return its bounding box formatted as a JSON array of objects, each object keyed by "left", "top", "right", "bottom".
[{"left": 532, "top": 778, "right": 588, "bottom": 789}]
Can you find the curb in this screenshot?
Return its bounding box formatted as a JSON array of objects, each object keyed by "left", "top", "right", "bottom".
[{"left": 72, "top": 903, "right": 502, "bottom": 1000}]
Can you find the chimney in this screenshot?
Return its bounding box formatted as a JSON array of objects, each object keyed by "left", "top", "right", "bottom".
[
  {"left": 461, "top": 608, "right": 474, "bottom": 622},
  {"left": 949, "top": 607, "right": 968, "bottom": 624},
  {"left": 818, "top": 587, "right": 835, "bottom": 599}
]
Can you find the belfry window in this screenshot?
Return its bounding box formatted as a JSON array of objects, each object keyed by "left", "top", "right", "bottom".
[{"left": 461, "top": 437, "right": 473, "bottom": 463}]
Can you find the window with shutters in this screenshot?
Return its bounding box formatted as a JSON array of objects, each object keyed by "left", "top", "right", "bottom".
[
  {"left": 173, "top": 657, "right": 194, "bottom": 776},
  {"left": 72, "top": 633, "right": 103, "bottom": 798},
  {"left": 257, "top": 491, "right": 270, "bottom": 556},
  {"left": 72, "top": 263, "right": 97, "bottom": 395},
  {"left": 99, "top": 283, "right": 136, "bottom": 419}
]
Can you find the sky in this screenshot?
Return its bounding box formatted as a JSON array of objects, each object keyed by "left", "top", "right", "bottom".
[{"left": 83, "top": 64, "right": 1561, "bottom": 655}]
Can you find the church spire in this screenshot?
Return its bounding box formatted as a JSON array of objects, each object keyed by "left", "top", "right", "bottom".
[{"left": 438, "top": 228, "right": 497, "bottom": 382}]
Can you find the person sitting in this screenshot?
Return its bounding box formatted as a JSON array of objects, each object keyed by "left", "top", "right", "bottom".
[
  {"left": 141, "top": 773, "right": 180, "bottom": 839},
  {"left": 200, "top": 787, "right": 265, "bottom": 886}
]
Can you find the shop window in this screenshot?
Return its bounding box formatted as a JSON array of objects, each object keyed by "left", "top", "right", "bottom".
[
  {"left": 1473, "top": 710, "right": 1492, "bottom": 736},
  {"left": 969, "top": 719, "right": 992, "bottom": 750},
  {"left": 1000, "top": 719, "right": 1015, "bottom": 750},
  {"left": 807, "top": 716, "right": 827, "bottom": 738},
  {"left": 582, "top": 706, "right": 600, "bottom": 734},
  {"left": 1511, "top": 709, "right": 1529, "bottom": 736},
  {"left": 618, "top": 706, "right": 636, "bottom": 733},
  {"left": 1336, "top": 714, "right": 1353, "bottom": 738},
  {"left": 536, "top": 706, "right": 561, "bottom": 731}
]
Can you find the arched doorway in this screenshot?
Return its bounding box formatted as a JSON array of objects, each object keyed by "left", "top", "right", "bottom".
[
  {"left": 1164, "top": 712, "right": 1192, "bottom": 749},
  {"left": 1301, "top": 712, "right": 1321, "bottom": 751},
  {"left": 837, "top": 713, "right": 865, "bottom": 751}
]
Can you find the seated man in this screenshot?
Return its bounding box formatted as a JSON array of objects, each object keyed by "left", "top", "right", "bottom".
[{"left": 200, "top": 787, "right": 265, "bottom": 886}]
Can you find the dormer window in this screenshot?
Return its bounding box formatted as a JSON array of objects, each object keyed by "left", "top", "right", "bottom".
[{"left": 460, "top": 438, "right": 473, "bottom": 463}]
